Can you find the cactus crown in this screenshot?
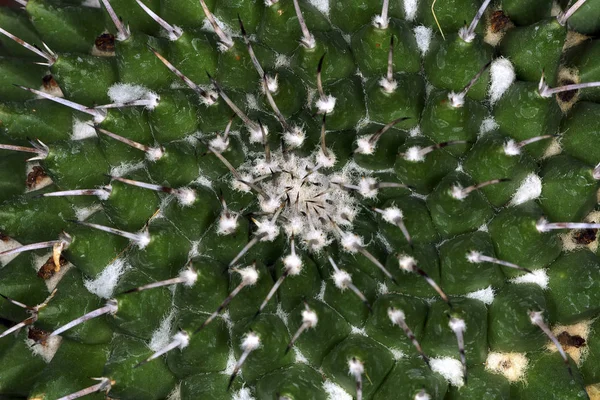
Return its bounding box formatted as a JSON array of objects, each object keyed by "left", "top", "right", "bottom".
[{"left": 1, "top": 0, "right": 600, "bottom": 399}]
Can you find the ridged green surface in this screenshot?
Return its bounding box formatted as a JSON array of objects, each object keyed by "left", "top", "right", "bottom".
[{"left": 0, "top": 0, "right": 600, "bottom": 399}]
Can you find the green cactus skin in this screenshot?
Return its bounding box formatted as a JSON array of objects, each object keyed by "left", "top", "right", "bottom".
[{"left": 1, "top": 0, "right": 600, "bottom": 399}]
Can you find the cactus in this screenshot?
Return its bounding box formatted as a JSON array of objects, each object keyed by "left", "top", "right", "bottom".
[{"left": 1, "top": 0, "right": 600, "bottom": 398}]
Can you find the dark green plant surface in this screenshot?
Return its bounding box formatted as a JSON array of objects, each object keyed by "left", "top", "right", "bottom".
[{"left": 1, "top": 0, "right": 600, "bottom": 399}]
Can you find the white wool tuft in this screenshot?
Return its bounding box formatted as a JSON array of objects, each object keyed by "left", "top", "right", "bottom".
[
  {"left": 283, "top": 126, "right": 306, "bottom": 148},
  {"left": 404, "top": 146, "right": 425, "bottom": 162},
  {"left": 316, "top": 280, "right": 326, "bottom": 301},
  {"left": 136, "top": 230, "right": 152, "bottom": 249},
  {"left": 404, "top": 0, "right": 418, "bottom": 21},
  {"left": 409, "top": 126, "right": 421, "bottom": 137},
  {"left": 96, "top": 187, "right": 112, "bottom": 201},
  {"left": 450, "top": 184, "right": 467, "bottom": 200},
  {"left": 141, "top": 91, "right": 160, "bottom": 110},
  {"left": 336, "top": 206, "right": 358, "bottom": 226},
  {"left": 246, "top": 93, "right": 260, "bottom": 110},
  {"left": 377, "top": 282, "right": 389, "bottom": 295},
  {"left": 308, "top": 0, "right": 329, "bottom": 15},
  {"left": 340, "top": 232, "right": 363, "bottom": 253},
  {"left": 167, "top": 383, "right": 182, "bottom": 400},
  {"left": 536, "top": 219, "right": 550, "bottom": 233},
  {"left": 414, "top": 26, "right": 433, "bottom": 55},
  {"left": 448, "top": 92, "right": 465, "bottom": 108},
  {"left": 528, "top": 310, "right": 545, "bottom": 325},
  {"left": 304, "top": 229, "right": 329, "bottom": 252},
  {"left": 466, "top": 250, "right": 482, "bottom": 263},
  {"left": 398, "top": 255, "right": 417, "bottom": 272},
  {"left": 294, "top": 348, "right": 309, "bottom": 363},
  {"left": 372, "top": 14, "right": 389, "bottom": 29},
  {"left": 316, "top": 95, "right": 337, "bottom": 114},
  {"left": 179, "top": 268, "right": 198, "bottom": 287},
  {"left": 415, "top": 391, "right": 431, "bottom": 400},
  {"left": 275, "top": 54, "right": 291, "bottom": 68},
  {"left": 510, "top": 173, "right": 542, "bottom": 206},
  {"left": 458, "top": 26, "right": 476, "bottom": 43},
  {"left": 382, "top": 207, "right": 403, "bottom": 224},
  {"left": 84, "top": 258, "right": 130, "bottom": 299},
  {"left": 146, "top": 147, "right": 165, "bottom": 162},
  {"left": 379, "top": 77, "right": 398, "bottom": 93},
  {"left": 232, "top": 387, "right": 255, "bottom": 400},
  {"left": 241, "top": 332, "right": 261, "bottom": 351},
  {"left": 232, "top": 173, "right": 253, "bottom": 193},
  {"left": 333, "top": 269, "right": 352, "bottom": 290},
  {"left": 316, "top": 148, "right": 337, "bottom": 169},
  {"left": 485, "top": 352, "right": 529, "bottom": 382},
  {"left": 195, "top": 175, "right": 212, "bottom": 189},
  {"left": 109, "top": 160, "right": 145, "bottom": 178},
  {"left": 503, "top": 139, "right": 521, "bottom": 156},
  {"left": 256, "top": 219, "right": 280, "bottom": 241},
  {"left": 248, "top": 124, "right": 268, "bottom": 143},
  {"left": 265, "top": 75, "right": 279, "bottom": 93},
  {"left": 277, "top": 304, "right": 290, "bottom": 327},
  {"left": 107, "top": 83, "right": 151, "bottom": 104},
  {"left": 323, "top": 380, "right": 352, "bottom": 400},
  {"left": 149, "top": 310, "right": 175, "bottom": 352},
  {"left": 466, "top": 286, "right": 495, "bottom": 305},
  {"left": 390, "top": 348, "right": 405, "bottom": 360},
  {"left": 356, "top": 135, "right": 375, "bottom": 155},
  {"left": 594, "top": 163, "right": 600, "bottom": 180},
  {"left": 350, "top": 326, "right": 367, "bottom": 336},
  {"left": 431, "top": 357, "right": 464, "bottom": 387},
  {"left": 276, "top": 305, "right": 289, "bottom": 327},
  {"left": 81, "top": 0, "right": 101, "bottom": 8},
  {"left": 27, "top": 334, "right": 62, "bottom": 363},
  {"left": 224, "top": 349, "right": 236, "bottom": 375},
  {"left": 358, "top": 177, "right": 378, "bottom": 198},
  {"left": 302, "top": 309, "right": 318, "bottom": 327},
  {"left": 0, "top": 237, "right": 23, "bottom": 266},
  {"left": 510, "top": 268, "right": 549, "bottom": 289},
  {"left": 173, "top": 331, "right": 191, "bottom": 349},
  {"left": 175, "top": 188, "right": 197, "bottom": 206},
  {"left": 479, "top": 117, "right": 499, "bottom": 135},
  {"left": 237, "top": 265, "right": 259, "bottom": 285},
  {"left": 284, "top": 216, "right": 305, "bottom": 237},
  {"left": 388, "top": 308, "right": 406, "bottom": 324},
  {"left": 489, "top": 58, "right": 516, "bottom": 104},
  {"left": 348, "top": 358, "right": 364, "bottom": 378},
  {"left": 217, "top": 213, "right": 239, "bottom": 235},
  {"left": 448, "top": 318, "right": 466, "bottom": 333},
  {"left": 209, "top": 136, "right": 229, "bottom": 153},
  {"left": 72, "top": 118, "right": 97, "bottom": 140},
  {"left": 283, "top": 253, "right": 303, "bottom": 275}
]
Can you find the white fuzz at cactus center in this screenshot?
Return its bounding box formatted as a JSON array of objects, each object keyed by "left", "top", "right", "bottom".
[{"left": 228, "top": 147, "right": 375, "bottom": 252}]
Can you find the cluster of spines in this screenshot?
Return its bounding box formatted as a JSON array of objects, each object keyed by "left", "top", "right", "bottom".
[{"left": 0, "top": 0, "right": 600, "bottom": 398}]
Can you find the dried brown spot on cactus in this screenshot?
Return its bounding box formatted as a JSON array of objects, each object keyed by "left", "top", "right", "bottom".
[
  {"left": 27, "top": 326, "right": 50, "bottom": 345},
  {"left": 490, "top": 11, "right": 512, "bottom": 33},
  {"left": 26, "top": 166, "right": 48, "bottom": 189},
  {"left": 558, "top": 331, "right": 586, "bottom": 349},
  {"left": 42, "top": 75, "right": 60, "bottom": 92},
  {"left": 95, "top": 33, "right": 116, "bottom": 53},
  {"left": 573, "top": 226, "right": 597, "bottom": 245},
  {"left": 37, "top": 254, "right": 67, "bottom": 280},
  {"left": 557, "top": 79, "right": 579, "bottom": 103}
]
